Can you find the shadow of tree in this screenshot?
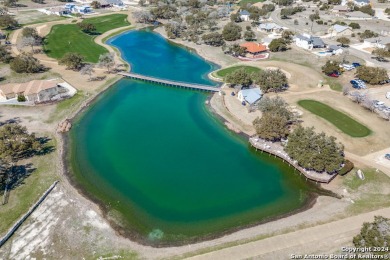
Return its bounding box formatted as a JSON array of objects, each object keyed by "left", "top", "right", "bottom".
[
  {"left": 0, "top": 118, "right": 21, "bottom": 127},
  {"left": 8, "top": 163, "right": 36, "bottom": 191}
]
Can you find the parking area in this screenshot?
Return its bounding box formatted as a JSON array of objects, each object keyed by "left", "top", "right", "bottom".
[{"left": 367, "top": 84, "right": 390, "bottom": 107}]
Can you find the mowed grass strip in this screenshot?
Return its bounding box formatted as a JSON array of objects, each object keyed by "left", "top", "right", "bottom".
[
  {"left": 82, "top": 14, "right": 129, "bottom": 34},
  {"left": 215, "top": 65, "right": 261, "bottom": 78},
  {"left": 298, "top": 100, "right": 371, "bottom": 138},
  {"left": 44, "top": 14, "right": 130, "bottom": 63}
]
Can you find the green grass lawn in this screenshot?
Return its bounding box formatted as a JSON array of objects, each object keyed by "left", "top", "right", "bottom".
[
  {"left": 214, "top": 65, "right": 261, "bottom": 79},
  {"left": 44, "top": 14, "right": 130, "bottom": 63},
  {"left": 82, "top": 14, "right": 129, "bottom": 34},
  {"left": 298, "top": 100, "right": 371, "bottom": 137}
]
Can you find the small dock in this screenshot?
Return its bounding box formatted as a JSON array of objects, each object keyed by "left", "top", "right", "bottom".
[
  {"left": 118, "top": 72, "right": 219, "bottom": 92},
  {"left": 249, "top": 137, "right": 337, "bottom": 183}
]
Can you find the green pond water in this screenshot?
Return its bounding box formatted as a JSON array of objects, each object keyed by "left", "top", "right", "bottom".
[{"left": 69, "top": 31, "right": 318, "bottom": 245}]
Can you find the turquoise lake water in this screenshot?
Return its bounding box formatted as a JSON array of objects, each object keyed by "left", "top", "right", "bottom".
[{"left": 69, "top": 30, "right": 317, "bottom": 245}]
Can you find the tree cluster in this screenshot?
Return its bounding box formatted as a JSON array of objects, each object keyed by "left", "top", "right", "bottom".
[
  {"left": 336, "top": 36, "right": 350, "bottom": 47},
  {"left": 353, "top": 216, "right": 390, "bottom": 249},
  {"left": 280, "top": 6, "right": 306, "bottom": 19},
  {"left": 356, "top": 66, "right": 389, "bottom": 85},
  {"left": 222, "top": 44, "right": 246, "bottom": 57},
  {"left": 222, "top": 22, "right": 242, "bottom": 41},
  {"left": 253, "top": 69, "right": 288, "bottom": 93},
  {"left": 359, "top": 30, "right": 378, "bottom": 40},
  {"left": 0, "top": 46, "right": 12, "bottom": 63},
  {"left": 224, "top": 68, "right": 253, "bottom": 87},
  {"left": 285, "top": 126, "right": 345, "bottom": 173},
  {"left": 322, "top": 60, "right": 341, "bottom": 75},
  {"left": 10, "top": 53, "right": 45, "bottom": 73},
  {"left": 202, "top": 32, "right": 224, "bottom": 47},
  {"left": 77, "top": 23, "right": 96, "bottom": 34},
  {"left": 0, "top": 15, "right": 18, "bottom": 29},
  {"left": 355, "top": 4, "right": 375, "bottom": 16},
  {"left": 253, "top": 96, "right": 293, "bottom": 141},
  {"left": 59, "top": 52, "right": 85, "bottom": 70},
  {"left": 268, "top": 38, "right": 288, "bottom": 52}
]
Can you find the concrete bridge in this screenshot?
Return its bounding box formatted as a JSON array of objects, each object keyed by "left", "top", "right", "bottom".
[{"left": 118, "top": 72, "right": 219, "bottom": 92}]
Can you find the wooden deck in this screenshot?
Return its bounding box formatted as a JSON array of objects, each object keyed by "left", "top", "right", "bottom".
[
  {"left": 249, "top": 137, "right": 337, "bottom": 183},
  {"left": 118, "top": 72, "right": 219, "bottom": 92}
]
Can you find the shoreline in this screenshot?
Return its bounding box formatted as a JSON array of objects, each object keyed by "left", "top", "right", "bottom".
[{"left": 57, "top": 28, "right": 339, "bottom": 247}]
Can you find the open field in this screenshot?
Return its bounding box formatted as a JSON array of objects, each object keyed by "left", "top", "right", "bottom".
[
  {"left": 82, "top": 14, "right": 129, "bottom": 34},
  {"left": 44, "top": 24, "right": 108, "bottom": 63},
  {"left": 298, "top": 100, "right": 371, "bottom": 138},
  {"left": 16, "top": 10, "right": 68, "bottom": 25},
  {"left": 239, "top": 0, "right": 264, "bottom": 7},
  {"left": 44, "top": 14, "right": 130, "bottom": 63},
  {"left": 214, "top": 65, "right": 261, "bottom": 79}
]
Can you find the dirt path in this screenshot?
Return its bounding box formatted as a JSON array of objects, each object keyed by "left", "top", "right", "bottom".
[{"left": 187, "top": 207, "right": 390, "bottom": 260}]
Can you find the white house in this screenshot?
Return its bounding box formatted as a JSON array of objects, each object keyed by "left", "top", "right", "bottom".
[
  {"left": 237, "top": 88, "right": 263, "bottom": 105},
  {"left": 258, "top": 23, "right": 283, "bottom": 33},
  {"left": 239, "top": 10, "right": 250, "bottom": 21},
  {"left": 353, "top": 0, "right": 370, "bottom": 7},
  {"left": 49, "top": 7, "right": 70, "bottom": 16},
  {"left": 363, "top": 36, "right": 390, "bottom": 49},
  {"left": 328, "top": 24, "right": 353, "bottom": 37},
  {"left": 295, "top": 33, "right": 326, "bottom": 50},
  {"left": 332, "top": 5, "right": 349, "bottom": 14},
  {"left": 328, "top": 45, "right": 344, "bottom": 55},
  {"left": 0, "top": 80, "right": 76, "bottom": 103}
]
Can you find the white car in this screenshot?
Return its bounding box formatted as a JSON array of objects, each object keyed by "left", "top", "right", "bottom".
[{"left": 386, "top": 92, "right": 390, "bottom": 99}]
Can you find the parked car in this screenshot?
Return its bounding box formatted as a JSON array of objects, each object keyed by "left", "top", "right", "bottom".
[
  {"left": 385, "top": 154, "right": 390, "bottom": 160},
  {"left": 328, "top": 73, "right": 339, "bottom": 78},
  {"left": 386, "top": 92, "right": 390, "bottom": 99},
  {"left": 352, "top": 62, "right": 361, "bottom": 67}
]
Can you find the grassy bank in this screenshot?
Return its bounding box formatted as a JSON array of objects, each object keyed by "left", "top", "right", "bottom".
[
  {"left": 214, "top": 65, "right": 261, "bottom": 79},
  {"left": 44, "top": 14, "right": 130, "bottom": 63},
  {"left": 298, "top": 100, "right": 371, "bottom": 138}
]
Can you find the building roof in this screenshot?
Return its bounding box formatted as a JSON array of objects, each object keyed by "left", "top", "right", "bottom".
[
  {"left": 354, "top": 0, "right": 369, "bottom": 3},
  {"left": 329, "top": 45, "right": 342, "bottom": 51},
  {"left": 295, "top": 34, "right": 310, "bottom": 42},
  {"left": 311, "top": 36, "right": 326, "bottom": 46},
  {"left": 240, "top": 88, "right": 262, "bottom": 105},
  {"left": 50, "top": 7, "right": 67, "bottom": 12},
  {"left": 333, "top": 5, "right": 349, "bottom": 11},
  {"left": 346, "top": 11, "right": 372, "bottom": 18},
  {"left": 364, "top": 36, "right": 390, "bottom": 45},
  {"left": 239, "top": 10, "right": 250, "bottom": 16},
  {"left": 240, "top": 42, "right": 268, "bottom": 53},
  {"left": 259, "top": 22, "right": 283, "bottom": 30},
  {"left": 0, "top": 80, "right": 60, "bottom": 96},
  {"left": 332, "top": 24, "right": 351, "bottom": 33},
  {"left": 97, "top": 0, "right": 123, "bottom": 5}
]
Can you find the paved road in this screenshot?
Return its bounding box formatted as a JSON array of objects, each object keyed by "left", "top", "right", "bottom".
[{"left": 186, "top": 207, "right": 390, "bottom": 260}]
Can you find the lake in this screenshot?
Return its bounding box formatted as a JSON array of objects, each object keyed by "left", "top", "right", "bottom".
[{"left": 69, "top": 30, "right": 318, "bottom": 245}]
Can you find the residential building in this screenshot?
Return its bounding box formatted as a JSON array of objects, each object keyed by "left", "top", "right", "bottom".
[
  {"left": 294, "top": 34, "right": 326, "bottom": 50},
  {"left": 237, "top": 88, "right": 263, "bottom": 105},
  {"left": 328, "top": 45, "right": 344, "bottom": 55},
  {"left": 328, "top": 24, "right": 353, "bottom": 36},
  {"left": 0, "top": 80, "right": 70, "bottom": 103},
  {"left": 239, "top": 10, "right": 250, "bottom": 21},
  {"left": 49, "top": 7, "right": 70, "bottom": 16},
  {"left": 345, "top": 11, "right": 372, "bottom": 20},
  {"left": 353, "top": 0, "right": 370, "bottom": 7},
  {"left": 240, "top": 42, "right": 268, "bottom": 56},
  {"left": 96, "top": 0, "right": 124, "bottom": 7},
  {"left": 73, "top": 5, "right": 92, "bottom": 14},
  {"left": 363, "top": 36, "right": 390, "bottom": 49},
  {"left": 258, "top": 23, "right": 284, "bottom": 33}
]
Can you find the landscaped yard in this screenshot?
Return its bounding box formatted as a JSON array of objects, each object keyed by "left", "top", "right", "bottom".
[
  {"left": 298, "top": 100, "right": 371, "bottom": 138},
  {"left": 44, "top": 14, "right": 130, "bottom": 63},
  {"left": 214, "top": 65, "right": 261, "bottom": 79}
]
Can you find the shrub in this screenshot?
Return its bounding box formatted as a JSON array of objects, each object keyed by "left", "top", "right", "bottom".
[
  {"left": 17, "top": 94, "right": 26, "bottom": 102},
  {"left": 339, "top": 160, "right": 354, "bottom": 176},
  {"left": 10, "top": 53, "right": 45, "bottom": 73}
]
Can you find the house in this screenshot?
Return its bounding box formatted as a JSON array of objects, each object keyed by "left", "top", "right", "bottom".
[
  {"left": 73, "top": 5, "right": 92, "bottom": 14},
  {"left": 363, "top": 36, "right": 390, "bottom": 49},
  {"left": 240, "top": 42, "right": 268, "bottom": 56},
  {"left": 239, "top": 10, "right": 250, "bottom": 21},
  {"left": 294, "top": 33, "right": 326, "bottom": 50},
  {"left": 0, "top": 80, "right": 70, "bottom": 103},
  {"left": 328, "top": 24, "right": 353, "bottom": 36},
  {"left": 328, "top": 45, "right": 344, "bottom": 55},
  {"left": 345, "top": 11, "right": 372, "bottom": 20},
  {"left": 96, "top": 0, "right": 124, "bottom": 7},
  {"left": 353, "top": 0, "right": 370, "bottom": 7},
  {"left": 49, "top": 7, "right": 70, "bottom": 16},
  {"left": 258, "top": 23, "right": 283, "bottom": 33},
  {"left": 64, "top": 3, "right": 76, "bottom": 11},
  {"left": 237, "top": 88, "right": 263, "bottom": 105},
  {"left": 332, "top": 5, "right": 349, "bottom": 14}
]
